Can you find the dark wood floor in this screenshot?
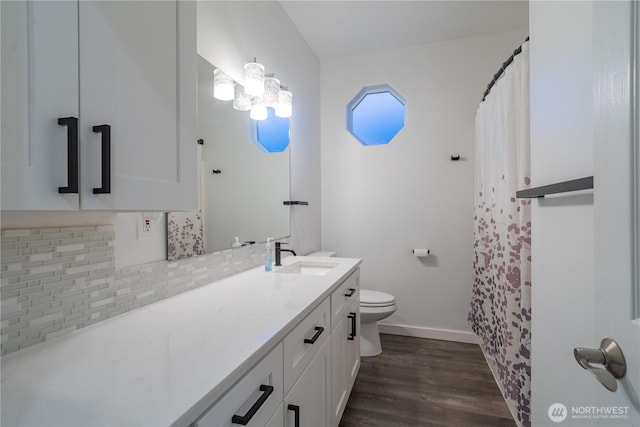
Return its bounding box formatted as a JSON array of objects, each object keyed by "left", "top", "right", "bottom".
[{"left": 339, "top": 334, "right": 516, "bottom": 427}]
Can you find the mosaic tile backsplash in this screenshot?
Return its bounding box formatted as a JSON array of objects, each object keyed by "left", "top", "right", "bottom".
[{"left": 0, "top": 225, "right": 266, "bottom": 355}]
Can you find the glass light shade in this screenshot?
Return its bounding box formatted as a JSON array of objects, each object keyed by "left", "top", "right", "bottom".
[
  {"left": 244, "top": 62, "right": 265, "bottom": 97},
  {"left": 275, "top": 89, "right": 292, "bottom": 118},
  {"left": 250, "top": 97, "right": 267, "bottom": 121},
  {"left": 264, "top": 77, "right": 281, "bottom": 108},
  {"left": 233, "top": 84, "right": 251, "bottom": 111},
  {"left": 213, "top": 68, "right": 234, "bottom": 101}
]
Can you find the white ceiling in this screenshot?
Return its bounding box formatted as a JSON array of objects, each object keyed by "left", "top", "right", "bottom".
[{"left": 279, "top": 1, "right": 529, "bottom": 60}]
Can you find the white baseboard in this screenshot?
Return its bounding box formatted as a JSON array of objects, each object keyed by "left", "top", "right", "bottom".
[{"left": 377, "top": 323, "right": 480, "bottom": 344}]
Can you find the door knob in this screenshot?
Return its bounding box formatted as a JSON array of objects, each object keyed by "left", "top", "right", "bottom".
[{"left": 574, "top": 338, "right": 627, "bottom": 392}]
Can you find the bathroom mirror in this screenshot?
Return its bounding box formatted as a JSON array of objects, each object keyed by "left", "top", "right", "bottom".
[{"left": 167, "top": 56, "right": 290, "bottom": 260}]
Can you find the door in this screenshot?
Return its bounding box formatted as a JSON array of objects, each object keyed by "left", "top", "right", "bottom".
[
  {"left": 530, "top": 1, "right": 639, "bottom": 425},
  {"left": 590, "top": 0, "right": 640, "bottom": 423},
  {"left": 1, "top": 1, "right": 80, "bottom": 210},
  {"left": 78, "top": 0, "right": 196, "bottom": 211}
]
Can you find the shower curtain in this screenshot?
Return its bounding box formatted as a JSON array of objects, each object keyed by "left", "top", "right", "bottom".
[{"left": 469, "top": 41, "right": 531, "bottom": 427}]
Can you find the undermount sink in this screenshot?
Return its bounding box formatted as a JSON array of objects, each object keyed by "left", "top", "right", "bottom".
[{"left": 277, "top": 261, "right": 339, "bottom": 276}]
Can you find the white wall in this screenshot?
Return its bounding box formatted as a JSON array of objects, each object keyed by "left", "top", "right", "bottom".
[
  {"left": 529, "top": 2, "right": 598, "bottom": 425},
  {"left": 198, "top": 1, "right": 321, "bottom": 256},
  {"left": 320, "top": 29, "right": 528, "bottom": 340}
]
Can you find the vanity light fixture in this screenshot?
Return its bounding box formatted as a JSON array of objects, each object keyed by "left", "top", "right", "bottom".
[
  {"left": 233, "top": 84, "right": 251, "bottom": 111},
  {"left": 213, "top": 68, "right": 234, "bottom": 101},
  {"left": 275, "top": 87, "right": 292, "bottom": 118},
  {"left": 232, "top": 58, "right": 293, "bottom": 119},
  {"left": 264, "top": 75, "right": 281, "bottom": 108},
  {"left": 244, "top": 59, "right": 265, "bottom": 97},
  {"left": 250, "top": 96, "right": 268, "bottom": 121}
]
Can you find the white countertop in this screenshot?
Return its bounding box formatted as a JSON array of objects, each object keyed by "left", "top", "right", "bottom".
[{"left": 1, "top": 256, "right": 361, "bottom": 426}]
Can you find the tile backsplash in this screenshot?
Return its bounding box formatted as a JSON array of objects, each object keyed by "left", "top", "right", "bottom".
[{"left": 0, "top": 225, "right": 265, "bottom": 355}]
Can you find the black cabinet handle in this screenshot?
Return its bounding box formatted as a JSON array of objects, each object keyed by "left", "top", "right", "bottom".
[
  {"left": 348, "top": 312, "right": 357, "bottom": 340},
  {"left": 57, "top": 117, "right": 79, "bottom": 194},
  {"left": 231, "top": 384, "right": 274, "bottom": 425},
  {"left": 92, "top": 124, "right": 111, "bottom": 194},
  {"left": 303, "top": 326, "right": 324, "bottom": 344},
  {"left": 344, "top": 288, "right": 356, "bottom": 297},
  {"left": 287, "top": 404, "right": 300, "bottom": 427}
]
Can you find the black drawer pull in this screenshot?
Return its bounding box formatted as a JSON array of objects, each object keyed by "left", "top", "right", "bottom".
[
  {"left": 348, "top": 312, "right": 357, "bottom": 340},
  {"left": 92, "top": 124, "right": 111, "bottom": 194},
  {"left": 287, "top": 404, "right": 300, "bottom": 427},
  {"left": 303, "top": 326, "right": 324, "bottom": 344},
  {"left": 231, "top": 384, "right": 274, "bottom": 425},
  {"left": 57, "top": 117, "right": 79, "bottom": 194},
  {"left": 344, "top": 288, "right": 356, "bottom": 297}
]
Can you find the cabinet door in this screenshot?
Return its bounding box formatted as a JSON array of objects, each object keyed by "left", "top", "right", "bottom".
[
  {"left": 1, "top": 1, "right": 80, "bottom": 210},
  {"left": 345, "top": 297, "right": 360, "bottom": 391},
  {"left": 285, "top": 338, "right": 331, "bottom": 427},
  {"left": 330, "top": 295, "right": 360, "bottom": 427},
  {"left": 330, "top": 270, "right": 359, "bottom": 330},
  {"left": 330, "top": 316, "right": 348, "bottom": 427},
  {"left": 78, "top": 0, "right": 196, "bottom": 211}
]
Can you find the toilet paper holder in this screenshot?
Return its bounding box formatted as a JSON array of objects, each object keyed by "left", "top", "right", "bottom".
[{"left": 412, "top": 248, "right": 431, "bottom": 257}]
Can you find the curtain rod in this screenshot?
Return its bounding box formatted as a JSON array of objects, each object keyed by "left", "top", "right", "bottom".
[{"left": 481, "top": 37, "right": 530, "bottom": 102}]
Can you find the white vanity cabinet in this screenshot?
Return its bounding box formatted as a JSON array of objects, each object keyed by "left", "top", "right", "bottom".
[
  {"left": 184, "top": 264, "right": 361, "bottom": 427},
  {"left": 0, "top": 0, "right": 196, "bottom": 211}
]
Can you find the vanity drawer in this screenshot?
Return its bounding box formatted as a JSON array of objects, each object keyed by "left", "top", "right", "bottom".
[
  {"left": 283, "top": 297, "right": 330, "bottom": 394},
  {"left": 195, "top": 344, "right": 284, "bottom": 427},
  {"left": 330, "top": 269, "right": 360, "bottom": 330}
]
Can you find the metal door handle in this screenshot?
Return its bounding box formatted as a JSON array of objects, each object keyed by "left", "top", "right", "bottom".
[
  {"left": 303, "top": 326, "right": 324, "bottom": 344},
  {"left": 574, "top": 338, "right": 626, "bottom": 392},
  {"left": 287, "top": 404, "right": 300, "bottom": 427},
  {"left": 231, "top": 384, "right": 273, "bottom": 425},
  {"left": 348, "top": 312, "right": 357, "bottom": 340},
  {"left": 92, "top": 124, "right": 111, "bottom": 194},
  {"left": 57, "top": 117, "right": 79, "bottom": 194}
]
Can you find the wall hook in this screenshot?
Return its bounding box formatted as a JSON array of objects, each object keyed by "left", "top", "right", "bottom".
[
  {"left": 451, "top": 154, "right": 461, "bottom": 161},
  {"left": 212, "top": 169, "right": 222, "bottom": 174}
]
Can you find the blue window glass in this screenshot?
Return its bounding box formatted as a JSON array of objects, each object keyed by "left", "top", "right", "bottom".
[
  {"left": 347, "top": 84, "right": 406, "bottom": 145},
  {"left": 253, "top": 108, "right": 290, "bottom": 153}
]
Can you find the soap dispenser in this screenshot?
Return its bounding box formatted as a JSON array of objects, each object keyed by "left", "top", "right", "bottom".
[{"left": 265, "top": 238, "right": 274, "bottom": 272}]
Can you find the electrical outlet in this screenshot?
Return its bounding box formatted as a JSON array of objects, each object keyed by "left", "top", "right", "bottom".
[{"left": 137, "top": 214, "right": 153, "bottom": 240}]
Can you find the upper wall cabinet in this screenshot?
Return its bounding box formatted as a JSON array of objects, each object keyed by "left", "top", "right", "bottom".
[{"left": 0, "top": 1, "right": 197, "bottom": 211}]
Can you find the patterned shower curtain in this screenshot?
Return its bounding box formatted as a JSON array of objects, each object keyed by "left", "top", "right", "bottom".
[{"left": 469, "top": 41, "right": 531, "bottom": 427}]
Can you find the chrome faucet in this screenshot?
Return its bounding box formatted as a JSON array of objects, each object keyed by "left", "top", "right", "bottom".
[{"left": 275, "top": 242, "right": 297, "bottom": 266}]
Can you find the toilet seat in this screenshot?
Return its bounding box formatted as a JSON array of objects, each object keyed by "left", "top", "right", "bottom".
[{"left": 360, "top": 290, "right": 395, "bottom": 307}]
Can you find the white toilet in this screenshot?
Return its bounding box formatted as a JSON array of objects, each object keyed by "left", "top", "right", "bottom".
[
  {"left": 359, "top": 289, "right": 396, "bottom": 356},
  {"left": 308, "top": 251, "right": 397, "bottom": 357}
]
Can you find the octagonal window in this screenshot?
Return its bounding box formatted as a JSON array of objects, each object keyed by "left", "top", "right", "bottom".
[
  {"left": 347, "top": 84, "right": 406, "bottom": 145},
  {"left": 252, "top": 108, "right": 290, "bottom": 153}
]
